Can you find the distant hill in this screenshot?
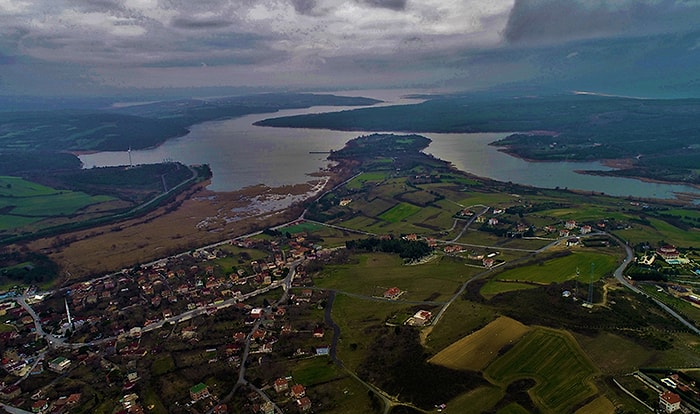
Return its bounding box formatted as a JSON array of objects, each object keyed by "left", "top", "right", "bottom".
[{"left": 255, "top": 94, "right": 700, "bottom": 185}]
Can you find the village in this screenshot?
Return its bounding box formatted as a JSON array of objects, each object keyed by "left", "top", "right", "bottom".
[
  {"left": 0, "top": 194, "right": 698, "bottom": 413},
  {"left": 0, "top": 227, "right": 338, "bottom": 414}
]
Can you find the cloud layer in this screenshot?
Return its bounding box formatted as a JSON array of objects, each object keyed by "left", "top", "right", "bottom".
[
  {"left": 504, "top": 0, "right": 700, "bottom": 44},
  {"left": 1, "top": 0, "right": 700, "bottom": 94}
]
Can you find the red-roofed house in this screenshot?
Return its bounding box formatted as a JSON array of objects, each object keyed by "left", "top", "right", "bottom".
[
  {"left": 32, "top": 400, "right": 48, "bottom": 413},
  {"left": 291, "top": 384, "right": 306, "bottom": 399},
  {"left": 66, "top": 393, "right": 81, "bottom": 406},
  {"left": 383, "top": 287, "right": 401, "bottom": 300},
  {"left": 657, "top": 245, "right": 680, "bottom": 260},
  {"left": 273, "top": 377, "right": 289, "bottom": 393},
  {"left": 296, "top": 396, "right": 312, "bottom": 412},
  {"left": 411, "top": 310, "right": 432, "bottom": 326},
  {"left": 660, "top": 391, "right": 681, "bottom": 413}
]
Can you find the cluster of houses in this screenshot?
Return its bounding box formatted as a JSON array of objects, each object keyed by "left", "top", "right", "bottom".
[
  {"left": 460, "top": 205, "right": 608, "bottom": 242},
  {"left": 553, "top": 220, "right": 594, "bottom": 238},
  {"left": 40, "top": 234, "right": 321, "bottom": 344},
  {"left": 271, "top": 378, "right": 312, "bottom": 412},
  {"left": 26, "top": 393, "right": 81, "bottom": 414},
  {"left": 0, "top": 227, "right": 331, "bottom": 413},
  {"left": 655, "top": 372, "right": 700, "bottom": 413}
]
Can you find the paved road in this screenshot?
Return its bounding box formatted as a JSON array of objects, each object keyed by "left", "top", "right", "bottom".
[
  {"left": 608, "top": 234, "right": 700, "bottom": 336},
  {"left": 449, "top": 205, "right": 489, "bottom": 242},
  {"left": 0, "top": 403, "right": 32, "bottom": 414},
  {"left": 210, "top": 260, "right": 301, "bottom": 414}
]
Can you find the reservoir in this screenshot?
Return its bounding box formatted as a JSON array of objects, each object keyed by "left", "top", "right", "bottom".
[{"left": 80, "top": 91, "right": 700, "bottom": 203}]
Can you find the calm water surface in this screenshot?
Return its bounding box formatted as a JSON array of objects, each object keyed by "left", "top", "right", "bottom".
[
  {"left": 81, "top": 91, "right": 700, "bottom": 202},
  {"left": 424, "top": 132, "right": 700, "bottom": 201}
]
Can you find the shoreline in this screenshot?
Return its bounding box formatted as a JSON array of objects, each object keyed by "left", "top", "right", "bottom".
[{"left": 496, "top": 147, "right": 700, "bottom": 193}]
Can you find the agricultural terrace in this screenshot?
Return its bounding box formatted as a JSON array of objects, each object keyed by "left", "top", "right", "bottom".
[
  {"left": 485, "top": 328, "right": 599, "bottom": 413},
  {"left": 0, "top": 175, "right": 115, "bottom": 231},
  {"left": 480, "top": 251, "right": 620, "bottom": 297},
  {"left": 340, "top": 202, "right": 455, "bottom": 236},
  {"left": 313, "top": 252, "right": 480, "bottom": 302},
  {"left": 429, "top": 317, "right": 529, "bottom": 371}
]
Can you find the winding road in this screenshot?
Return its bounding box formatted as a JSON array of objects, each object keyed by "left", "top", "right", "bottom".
[{"left": 608, "top": 234, "right": 700, "bottom": 336}]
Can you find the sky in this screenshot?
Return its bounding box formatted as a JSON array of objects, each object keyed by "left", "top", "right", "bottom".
[{"left": 2, "top": 0, "right": 700, "bottom": 96}]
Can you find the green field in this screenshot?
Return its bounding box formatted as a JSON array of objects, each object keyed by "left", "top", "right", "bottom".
[
  {"left": 480, "top": 281, "right": 539, "bottom": 299},
  {"left": 429, "top": 317, "right": 530, "bottom": 371},
  {"left": 0, "top": 176, "right": 61, "bottom": 197},
  {"left": 424, "top": 299, "right": 497, "bottom": 354},
  {"left": 492, "top": 251, "right": 619, "bottom": 284},
  {"left": 0, "top": 215, "right": 42, "bottom": 230},
  {"left": 638, "top": 284, "right": 700, "bottom": 325},
  {"left": 573, "top": 397, "right": 615, "bottom": 414},
  {"left": 315, "top": 253, "right": 478, "bottom": 302},
  {"left": 151, "top": 355, "right": 176, "bottom": 376},
  {"left": 455, "top": 193, "right": 516, "bottom": 208},
  {"left": 665, "top": 209, "right": 700, "bottom": 220},
  {"left": 7, "top": 192, "right": 113, "bottom": 216},
  {"left": 291, "top": 357, "right": 341, "bottom": 386},
  {"left": 378, "top": 202, "right": 422, "bottom": 223},
  {"left": 485, "top": 328, "right": 598, "bottom": 413},
  {"left": 442, "top": 386, "right": 503, "bottom": 413},
  {"left": 279, "top": 221, "right": 325, "bottom": 234},
  {"left": 614, "top": 217, "right": 700, "bottom": 247},
  {"left": 331, "top": 294, "right": 409, "bottom": 370},
  {"left": 356, "top": 198, "right": 396, "bottom": 218},
  {"left": 0, "top": 175, "right": 116, "bottom": 231},
  {"left": 346, "top": 172, "right": 389, "bottom": 189}
]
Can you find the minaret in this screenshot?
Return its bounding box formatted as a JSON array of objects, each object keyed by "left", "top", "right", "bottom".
[{"left": 65, "top": 298, "right": 74, "bottom": 331}]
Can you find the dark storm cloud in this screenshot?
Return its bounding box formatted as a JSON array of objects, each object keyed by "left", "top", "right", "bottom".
[
  {"left": 172, "top": 17, "right": 232, "bottom": 30},
  {"left": 358, "top": 0, "right": 407, "bottom": 11},
  {"left": 0, "top": 0, "right": 514, "bottom": 93},
  {"left": 504, "top": 0, "right": 700, "bottom": 45},
  {"left": 291, "top": 0, "right": 318, "bottom": 15},
  {"left": 74, "top": 0, "right": 124, "bottom": 13}
]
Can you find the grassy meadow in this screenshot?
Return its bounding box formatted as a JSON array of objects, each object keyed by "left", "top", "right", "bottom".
[
  {"left": 314, "top": 252, "right": 479, "bottom": 302},
  {"left": 0, "top": 175, "right": 116, "bottom": 231},
  {"left": 480, "top": 250, "right": 621, "bottom": 297}
]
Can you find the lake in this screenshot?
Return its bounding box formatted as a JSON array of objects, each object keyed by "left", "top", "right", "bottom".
[{"left": 80, "top": 90, "right": 700, "bottom": 203}]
